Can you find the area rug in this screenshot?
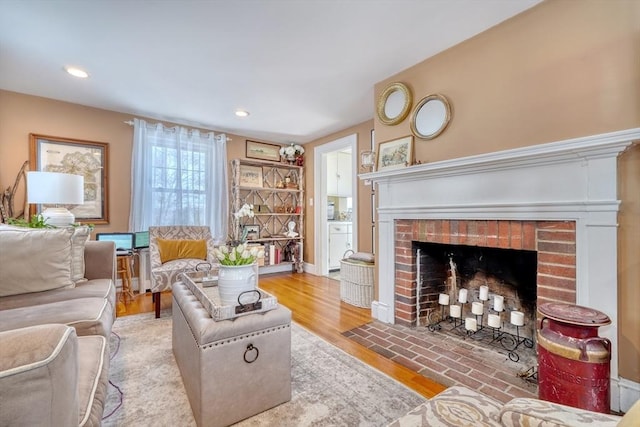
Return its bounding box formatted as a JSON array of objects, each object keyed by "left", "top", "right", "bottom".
[{"left": 103, "top": 310, "right": 426, "bottom": 426}]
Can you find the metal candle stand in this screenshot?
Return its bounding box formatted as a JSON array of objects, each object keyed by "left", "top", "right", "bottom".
[{"left": 427, "top": 291, "right": 534, "bottom": 363}]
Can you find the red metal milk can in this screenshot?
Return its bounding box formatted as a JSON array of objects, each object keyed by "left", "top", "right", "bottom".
[{"left": 537, "top": 302, "right": 611, "bottom": 413}]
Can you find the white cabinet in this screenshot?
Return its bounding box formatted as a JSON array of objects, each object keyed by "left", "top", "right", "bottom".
[
  {"left": 327, "top": 152, "right": 352, "bottom": 197},
  {"left": 328, "top": 223, "right": 352, "bottom": 270}
]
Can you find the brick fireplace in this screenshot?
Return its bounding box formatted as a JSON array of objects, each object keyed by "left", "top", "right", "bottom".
[
  {"left": 362, "top": 128, "right": 639, "bottom": 411},
  {"left": 394, "top": 219, "right": 576, "bottom": 328}
]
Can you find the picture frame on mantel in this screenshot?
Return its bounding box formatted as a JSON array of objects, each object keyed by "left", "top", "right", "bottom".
[
  {"left": 246, "top": 140, "right": 281, "bottom": 162},
  {"left": 29, "top": 134, "right": 109, "bottom": 224},
  {"left": 376, "top": 135, "right": 413, "bottom": 172}
]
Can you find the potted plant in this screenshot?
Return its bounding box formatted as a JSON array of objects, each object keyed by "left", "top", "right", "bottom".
[{"left": 212, "top": 243, "right": 264, "bottom": 306}]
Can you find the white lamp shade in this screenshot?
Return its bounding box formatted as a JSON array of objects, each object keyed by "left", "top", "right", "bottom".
[{"left": 27, "top": 172, "right": 84, "bottom": 205}]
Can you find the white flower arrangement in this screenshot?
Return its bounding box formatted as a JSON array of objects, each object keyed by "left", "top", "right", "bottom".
[
  {"left": 232, "top": 203, "right": 255, "bottom": 242},
  {"left": 213, "top": 243, "right": 264, "bottom": 266},
  {"left": 234, "top": 203, "right": 254, "bottom": 220},
  {"left": 279, "top": 143, "right": 305, "bottom": 157}
]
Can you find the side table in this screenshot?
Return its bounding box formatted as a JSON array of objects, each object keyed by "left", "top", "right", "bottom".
[{"left": 116, "top": 254, "right": 135, "bottom": 299}]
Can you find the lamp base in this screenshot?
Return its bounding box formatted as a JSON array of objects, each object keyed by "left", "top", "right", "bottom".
[{"left": 42, "top": 207, "right": 75, "bottom": 227}]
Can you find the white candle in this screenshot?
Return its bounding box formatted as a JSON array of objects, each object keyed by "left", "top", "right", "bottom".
[
  {"left": 488, "top": 313, "right": 501, "bottom": 328},
  {"left": 438, "top": 293, "right": 450, "bottom": 306},
  {"left": 511, "top": 311, "right": 525, "bottom": 326},
  {"left": 471, "top": 301, "right": 484, "bottom": 315},
  {"left": 449, "top": 305, "right": 461, "bottom": 318},
  {"left": 493, "top": 295, "right": 504, "bottom": 312},
  {"left": 465, "top": 317, "right": 478, "bottom": 332},
  {"left": 479, "top": 285, "right": 489, "bottom": 301},
  {"left": 458, "top": 289, "right": 468, "bottom": 304}
]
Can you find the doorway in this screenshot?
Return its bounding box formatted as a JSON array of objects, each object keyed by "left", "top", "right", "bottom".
[{"left": 313, "top": 134, "right": 358, "bottom": 277}]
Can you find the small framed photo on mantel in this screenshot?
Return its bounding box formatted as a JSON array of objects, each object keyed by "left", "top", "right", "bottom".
[{"left": 376, "top": 135, "right": 414, "bottom": 172}]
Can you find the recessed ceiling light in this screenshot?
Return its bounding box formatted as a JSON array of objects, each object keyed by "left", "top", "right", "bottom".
[
  {"left": 65, "top": 67, "right": 89, "bottom": 78},
  {"left": 235, "top": 110, "right": 249, "bottom": 117}
]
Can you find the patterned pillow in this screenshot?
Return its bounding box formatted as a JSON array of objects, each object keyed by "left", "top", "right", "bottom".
[
  {"left": 389, "top": 386, "right": 503, "bottom": 427},
  {"left": 500, "top": 398, "right": 622, "bottom": 427},
  {"left": 157, "top": 238, "right": 207, "bottom": 263}
]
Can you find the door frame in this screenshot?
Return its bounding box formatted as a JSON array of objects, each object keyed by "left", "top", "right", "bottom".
[{"left": 313, "top": 133, "right": 358, "bottom": 276}]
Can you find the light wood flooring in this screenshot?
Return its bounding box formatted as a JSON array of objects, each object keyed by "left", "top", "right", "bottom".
[{"left": 116, "top": 272, "right": 446, "bottom": 399}]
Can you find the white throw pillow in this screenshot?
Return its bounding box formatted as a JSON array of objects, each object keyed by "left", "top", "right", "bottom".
[{"left": 0, "top": 226, "right": 75, "bottom": 297}]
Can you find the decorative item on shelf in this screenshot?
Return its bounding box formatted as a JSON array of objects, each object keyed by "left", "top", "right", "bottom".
[
  {"left": 285, "top": 221, "right": 298, "bottom": 238},
  {"left": 243, "top": 224, "right": 260, "bottom": 240},
  {"left": 279, "top": 143, "right": 305, "bottom": 165},
  {"left": 212, "top": 243, "right": 264, "bottom": 307},
  {"left": 231, "top": 203, "right": 254, "bottom": 245},
  {"left": 360, "top": 150, "right": 376, "bottom": 173},
  {"left": 284, "top": 172, "right": 298, "bottom": 189}
]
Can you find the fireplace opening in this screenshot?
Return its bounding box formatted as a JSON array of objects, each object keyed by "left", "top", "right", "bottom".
[{"left": 415, "top": 241, "right": 538, "bottom": 366}]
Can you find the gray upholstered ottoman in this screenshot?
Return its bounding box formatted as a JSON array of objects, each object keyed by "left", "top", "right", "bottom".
[{"left": 172, "top": 281, "right": 291, "bottom": 427}]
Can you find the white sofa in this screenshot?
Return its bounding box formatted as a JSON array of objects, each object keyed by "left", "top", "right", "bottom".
[{"left": 0, "top": 226, "right": 116, "bottom": 426}]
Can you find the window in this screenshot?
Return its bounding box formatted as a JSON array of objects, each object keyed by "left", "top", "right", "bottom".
[{"left": 129, "top": 119, "right": 228, "bottom": 243}]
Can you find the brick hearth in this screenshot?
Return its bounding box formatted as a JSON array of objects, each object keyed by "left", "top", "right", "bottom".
[
  {"left": 343, "top": 320, "right": 538, "bottom": 403},
  {"left": 394, "top": 219, "right": 577, "bottom": 327}
]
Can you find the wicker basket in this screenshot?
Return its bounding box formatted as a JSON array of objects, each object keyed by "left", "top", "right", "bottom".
[{"left": 339, "top": 257, "right": 375, "bottom": 308}]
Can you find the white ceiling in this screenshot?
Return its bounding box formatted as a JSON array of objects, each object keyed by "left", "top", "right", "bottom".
[{"left": 0, "top": 0, "right": 541, "bottom": 144}]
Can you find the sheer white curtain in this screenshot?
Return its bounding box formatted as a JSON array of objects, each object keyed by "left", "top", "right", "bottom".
[{"left": 129, "top": 118, "right": 228, "bottom": 243}]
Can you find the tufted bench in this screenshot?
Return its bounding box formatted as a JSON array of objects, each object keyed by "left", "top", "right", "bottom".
[{"left": 172, "top": 281, "right": 291, "bottom": 427}]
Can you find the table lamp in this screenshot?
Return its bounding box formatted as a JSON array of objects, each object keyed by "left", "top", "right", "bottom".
[{"left": 27, "top": 171, "right": 84, "bottom": 226}]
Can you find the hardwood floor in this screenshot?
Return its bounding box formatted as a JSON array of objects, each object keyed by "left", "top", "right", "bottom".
[{"left": 116, "top": 272, "right": 446, "bottom": 399}]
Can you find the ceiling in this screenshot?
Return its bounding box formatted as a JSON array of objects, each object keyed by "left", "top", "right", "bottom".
[{"left": 0, "top": 0, "right": 541, "bottom": 144}]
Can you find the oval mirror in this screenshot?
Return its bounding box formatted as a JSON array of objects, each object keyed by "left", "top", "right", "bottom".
[
  {"left": 410, "top": 94, "right": 451, "bottom": 140},
  {"left": 376, "top": 82, "right": 412, "bottom": 126}
]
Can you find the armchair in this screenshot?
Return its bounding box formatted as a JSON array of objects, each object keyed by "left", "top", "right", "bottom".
[{"left": 149, "top": 226, "right": 217, "bottom": 318}]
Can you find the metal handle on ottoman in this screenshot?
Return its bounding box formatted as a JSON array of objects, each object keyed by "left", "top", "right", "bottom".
[{"left": 244, "top": 344, "right": 259, "bottom": 363}]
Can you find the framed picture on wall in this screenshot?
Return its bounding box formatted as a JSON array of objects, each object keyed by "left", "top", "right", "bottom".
[
  {"left": 29, "top": 134, "right": 109, "bottom": 224},
  {"left": 376, "top": 135, "right": 413, "bottom": 172},
  {"left": 246, "top": 140, "right": 281, "bottom": 162}
]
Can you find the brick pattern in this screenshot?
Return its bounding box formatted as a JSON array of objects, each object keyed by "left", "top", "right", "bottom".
[
  {"left": 394, "top": 219, "right": 576, "bottom": 326},
  {"left": 343, "top": 320, "right": 538, "bottom": 403}
]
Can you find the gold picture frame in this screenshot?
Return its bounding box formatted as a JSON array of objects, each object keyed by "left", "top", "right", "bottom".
[
  {"left": 246, "top": 140, "right": 281, "bottom": 162},
  {"left": 29, "top": 134, "right": 109, "bottom": 224},
  {"left": 376, "top": 135, "right": 414, "bottom": 172},
  {"left": 376, "top": 82, "right": 413, "bottom": 126},
  {"left": 239, "top": 165, "right": 263, "bottom": 187},
  {"left": 410, "top": 94, "right": 452, "bottom": 140}
]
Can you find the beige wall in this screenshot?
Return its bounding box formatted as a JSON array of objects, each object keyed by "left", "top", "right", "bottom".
[
  {"left": 372, "top": 0, "right": 640, "bottom": 382},
  {"left": 0, "top": 89, "right": 274, "bottom": 236},
  {"left": 303, "top": 120, "right": 375, "bottom": 264}
]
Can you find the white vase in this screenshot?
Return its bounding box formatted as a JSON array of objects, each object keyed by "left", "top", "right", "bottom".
[{"left": 218, "top": 263, "right": 257, "bottom": 307}]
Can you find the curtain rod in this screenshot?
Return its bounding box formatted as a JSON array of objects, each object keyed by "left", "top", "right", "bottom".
[{"left": 123, "top": 120, "right": 231, "bottom": 141}]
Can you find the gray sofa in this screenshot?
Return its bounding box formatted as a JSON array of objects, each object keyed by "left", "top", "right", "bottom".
[
  {"left": 0, "top": 227, "right": 116, "bottom": 427},
  {"left": 390, "top": 385, "right": 639, "bottom": 427}
]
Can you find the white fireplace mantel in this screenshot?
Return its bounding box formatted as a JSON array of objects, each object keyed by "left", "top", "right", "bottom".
[{"left": 361, "top": 128, "right": 640, "bottom": 411}]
